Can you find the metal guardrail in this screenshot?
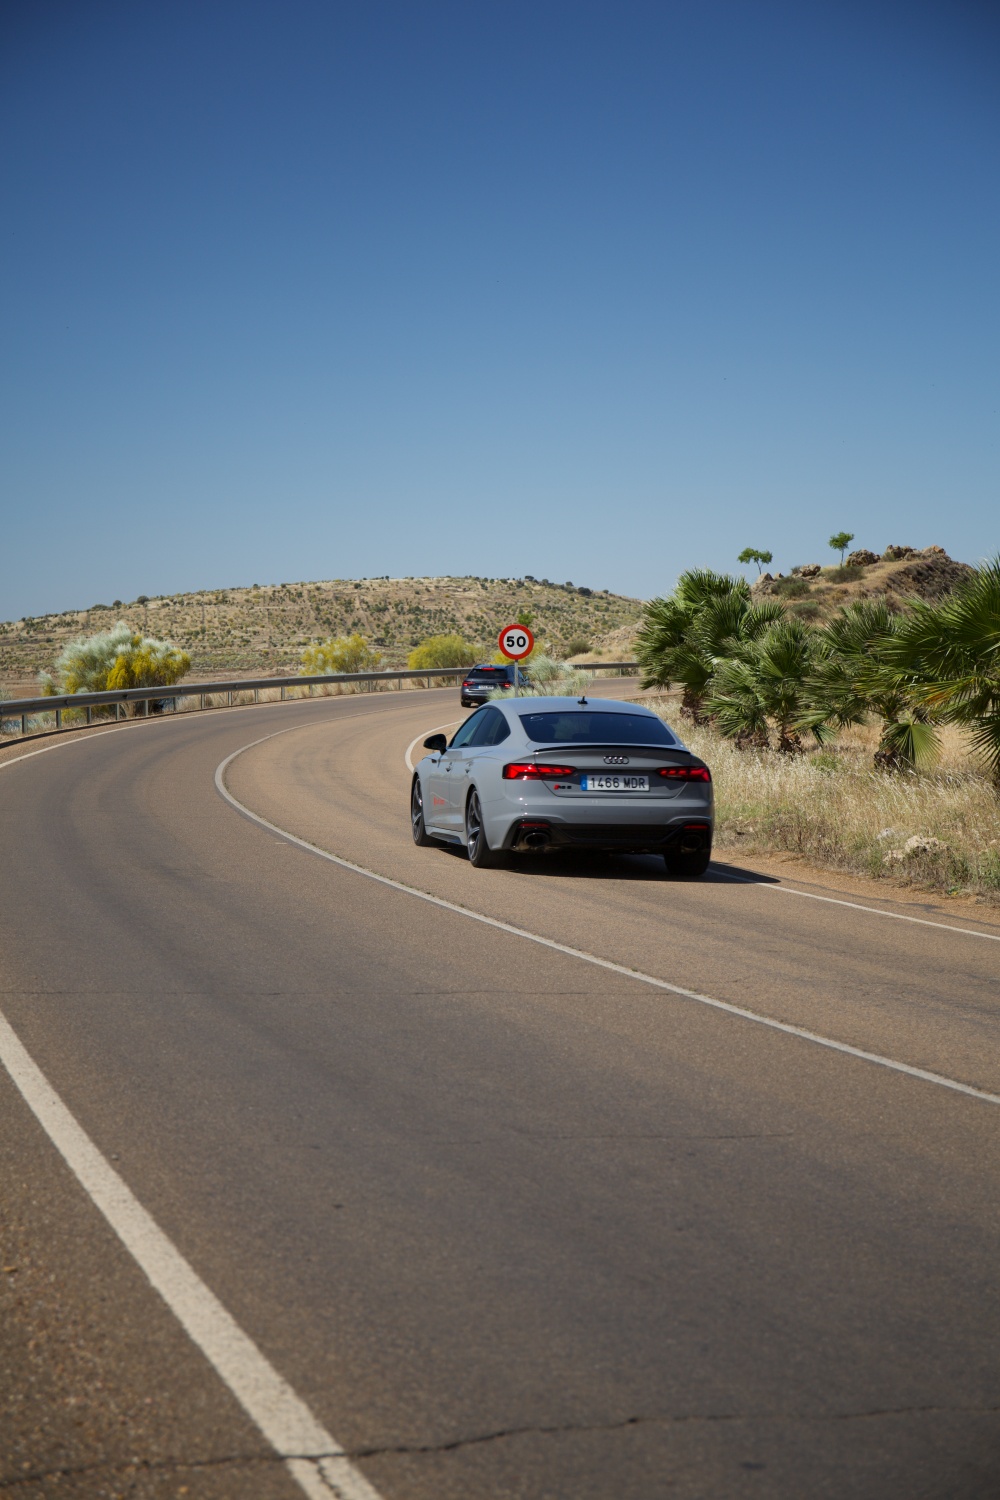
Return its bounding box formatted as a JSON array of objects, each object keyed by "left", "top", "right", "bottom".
[{"left": 0, "top": 663, "right": 640, "bottom": 740}]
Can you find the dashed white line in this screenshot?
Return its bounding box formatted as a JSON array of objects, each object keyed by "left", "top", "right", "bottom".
[{"left": 217, "top": 730, "right": 1000, "bottom": 1110}]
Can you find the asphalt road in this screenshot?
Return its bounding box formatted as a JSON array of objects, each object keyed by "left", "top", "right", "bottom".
[{"left": 2, "top": 688, "right": 999, "bottom": 1500}]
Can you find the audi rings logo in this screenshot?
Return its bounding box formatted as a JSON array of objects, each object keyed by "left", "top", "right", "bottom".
[{"left": 603, "top": 755, "right": 630, "bottom": 765}]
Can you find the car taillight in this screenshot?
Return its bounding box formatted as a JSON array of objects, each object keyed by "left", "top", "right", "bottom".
[
  {"left": 503, "top": 763, "right": 577, "bottom": 780},
  {"left": 656, "top": 765, "right": 711, "bottom": 782}
]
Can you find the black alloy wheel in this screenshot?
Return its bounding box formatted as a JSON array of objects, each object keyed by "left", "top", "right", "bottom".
[
  {"left": 411, "top": 776, "right": 435, "bottom": 847},
  {"left": 466, "top": 789, "right": 502, "bottom": 869}
]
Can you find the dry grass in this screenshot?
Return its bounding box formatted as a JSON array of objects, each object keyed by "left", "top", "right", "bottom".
[{"left": 642, "top": 695, "right": 1000, "bottom": 904}]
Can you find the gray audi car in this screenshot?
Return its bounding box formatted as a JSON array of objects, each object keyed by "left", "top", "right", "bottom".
[{"left": 410, "top": 695, "right": 713, "bottom": 876}]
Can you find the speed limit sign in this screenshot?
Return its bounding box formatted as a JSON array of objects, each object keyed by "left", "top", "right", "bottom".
[{"left": 498, "top": 623, "right": 534, "bottom": 660}]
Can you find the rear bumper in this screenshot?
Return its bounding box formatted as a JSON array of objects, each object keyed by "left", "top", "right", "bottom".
[{"left": 502, "top": 817, "right": 712, "bottom": 854}]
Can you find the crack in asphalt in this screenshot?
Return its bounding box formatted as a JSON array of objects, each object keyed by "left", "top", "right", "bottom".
[
  {"left": 7, "top": 1399, "right": 1000, "bottom": 1488},
  {"left": 346, "top": 1403, "right": 1000, "bottom": 1459}
]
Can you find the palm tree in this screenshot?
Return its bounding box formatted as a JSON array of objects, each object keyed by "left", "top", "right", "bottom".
[
  {"left": 813, "top": 600, "right": 940, "bottom": 771},
  {"left": 637, "top": 570, "right": 780, "bottom": 720},
  {"left": 889, "top": 557, "right": 1000, "bottom": 785},
  {"left": 707, "top": 619, "right": 833, "bottom": 752}
]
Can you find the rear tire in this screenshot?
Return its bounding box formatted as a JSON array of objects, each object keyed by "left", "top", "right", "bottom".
[
  {"left": 466, "top": 789, "right": 503, "bottom": 869},
  {"left": 663, "top": 845, "right": 712, "bottom": 879},
  {"left": 411, "top": 776, "right": 435, "bottom": 847}
]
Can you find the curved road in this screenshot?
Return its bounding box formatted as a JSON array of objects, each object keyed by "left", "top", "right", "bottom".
[{"left": 2, "top": 690, "right": 999, "bottom": 1499}]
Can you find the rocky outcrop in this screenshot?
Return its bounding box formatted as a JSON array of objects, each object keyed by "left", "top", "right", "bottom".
[
  {"left": 845, "top": 549, "right": 879, "bottom": 566},
  {"left": 882, "top": 544, "right": 915, "bottom": 561},
  {"left": 892, "top": 551, "right": 974, "bottom": 600},
  {"left": 798, "top": 564, "right": 822, "bottom": 578}
]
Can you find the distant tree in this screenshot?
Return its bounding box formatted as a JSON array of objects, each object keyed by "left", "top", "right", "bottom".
[
  {"left": 829, "top": 532, "right": 855, "bottom": 565},
  {"left": 515, "top": 607, "right": 535, "bottom": 628},
  {"left": 566, "top": 636, "right": 592, "bottom": 657},
  {"left": 737, "top": 547, "right": 774, "bottom": 576},
  {"left": 407, "top": 634, "right": 473, "bottom": 670}
]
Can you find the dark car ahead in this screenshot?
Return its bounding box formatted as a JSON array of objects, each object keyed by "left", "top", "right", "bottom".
[{"left": 460, "top": 662, "right": 530, "bottom": 707}]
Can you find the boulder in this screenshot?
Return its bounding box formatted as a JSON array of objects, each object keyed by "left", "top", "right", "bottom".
[
  {"left": 882, "top": 544, "right": 915, "bottom": 561},
  {"left": 904, "top": 834, "right": 947, "bottom": 856},
  {"left": 884, "top": 835, "right": 948, "bottom": 865},
  {"left": 845, "top": 549, "right": 880, "bottom": 566},
  {"left": 799, "top": 563, "right": 821, "bottom": 578}
]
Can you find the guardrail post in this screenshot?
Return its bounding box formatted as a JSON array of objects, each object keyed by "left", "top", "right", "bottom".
[
  {"left": 86, "top": 706, "right": 92, "bottom": 724},
  {"left": 55, "top": 709, "right": 62, "bottom": 728},
  {"left": 21, "top": 715, "right": 27, "bottom": 736},
  {"left": 254, "top": 688, "right": 259, "bottom": 704},
  {"left": 280, "top": 684, "right": 286, "bottom": 701}
]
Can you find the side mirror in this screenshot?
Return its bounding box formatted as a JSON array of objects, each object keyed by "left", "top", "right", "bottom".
[{"left": 423, "top": 733, "right": 448, "bottom": 753}]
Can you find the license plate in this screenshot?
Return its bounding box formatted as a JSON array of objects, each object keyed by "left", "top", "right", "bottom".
[{"left": 581, "top": 774, "right": 649, "bottom": 792}]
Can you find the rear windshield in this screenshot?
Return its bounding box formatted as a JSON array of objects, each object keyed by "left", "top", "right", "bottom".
[
  {"left": 519, "top": 711, "right": 677, "bottom": 745},
  {"left": 468, "top": 666, "right": 509, "bottom": 678}
]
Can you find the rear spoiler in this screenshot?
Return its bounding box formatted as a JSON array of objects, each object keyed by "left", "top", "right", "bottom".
[{"left": 530, "top": 743, "right": 700, "bottom": 759}]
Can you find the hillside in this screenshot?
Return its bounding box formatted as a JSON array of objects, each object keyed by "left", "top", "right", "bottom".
[
  {"left": 0, "top": 574, "right": 644, "bottom": 692},
  {"left": 749, "top": 545, "right": 975, "bottom": 622}
]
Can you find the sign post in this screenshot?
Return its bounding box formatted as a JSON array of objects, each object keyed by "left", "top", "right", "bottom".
[{"left": 497, "top": 623, "right": 534, "bottom": 696}]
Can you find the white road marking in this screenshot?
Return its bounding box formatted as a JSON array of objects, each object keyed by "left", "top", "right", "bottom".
[
  {"left": 0, "top": 1010, "right": 384, "bottom": 1500},
  {"left": 405, "top": 720, "right": 462, "bottom": 771},
  {"left": 713, "top": 869, "right": 1000, "bottom": 943},
  {"left": 217, "top": 732, "right": 1000, "bottom": 1110}
]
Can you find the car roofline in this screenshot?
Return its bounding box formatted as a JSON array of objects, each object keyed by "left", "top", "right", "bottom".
[{"left": 497, "top": 695, "right": 661, "bottom": 713}]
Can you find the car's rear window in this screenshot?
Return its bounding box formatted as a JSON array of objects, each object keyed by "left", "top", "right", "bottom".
[
  {"left": 519, "top": 711, "right": 677, "bottom": 745},
  {"left": 468, "top": 666, "right": 509, "bottom": 679}
]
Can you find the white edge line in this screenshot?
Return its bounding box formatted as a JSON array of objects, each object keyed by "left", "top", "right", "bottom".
[
  {"left": 0, "top": 1015, "right": 382, "bottom": 1499},
  {"left": 405, "top": 719, "right": 462, "bottom": 772},
  {"left": 218, "top": 733, "right": 1000, "bottom": 1110},
  {"left": 713, "top": 869, "right": 1000, "bottom": 943}
]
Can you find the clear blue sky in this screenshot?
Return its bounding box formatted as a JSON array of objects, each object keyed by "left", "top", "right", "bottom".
[{"left": 2, "top": 0, "right": 997, "bottom": 619}]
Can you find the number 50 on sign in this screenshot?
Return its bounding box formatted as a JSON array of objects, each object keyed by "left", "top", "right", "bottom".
[{"left": 498, "top": 624, "right": 534, "bottom": 660}]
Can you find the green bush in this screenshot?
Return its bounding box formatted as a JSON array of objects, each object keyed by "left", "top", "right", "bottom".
[
  {"left": 300, "top": 633, "right": 382, "bottom": 674},
  {"left": 407, "top": 633, "right": 473, "bottom": 670},
  {"left": 773, "top": 576, "right": 810, "bottom": 599}
]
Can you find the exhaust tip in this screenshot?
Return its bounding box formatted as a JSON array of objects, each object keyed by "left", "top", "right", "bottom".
[{"left": 515, "top": 821, "right": 552, "bottom": 851}]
